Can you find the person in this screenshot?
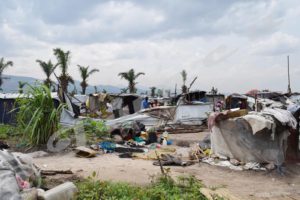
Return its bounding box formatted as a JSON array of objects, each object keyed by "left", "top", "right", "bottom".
[
  {"left": 141, "top": 96, "right": 150, "bottom": 109},
  {"left": 215, "top": 100, "right": 223, "bottom": 112},
  {"left": 152, "top": 99, "right": 159, "bottom": 107}
]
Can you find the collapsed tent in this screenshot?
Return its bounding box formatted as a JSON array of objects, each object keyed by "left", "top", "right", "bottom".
[
  {"left": 106, "top": 106, "right": 175, "bottom": 128},
  {"left": 106, "top": 103, "right": 213, "bottom": 129},
  {"left": 209, "top": 108, "right": 296, "bottom": 165}
]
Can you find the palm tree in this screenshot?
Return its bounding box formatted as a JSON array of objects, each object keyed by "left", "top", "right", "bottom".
[
  {"left": 118, "top": 69, "right": 145, "bottom": 93},
  {"left": 53, "top": 48, "right": 74, "bottom": 95},
  {"left": 181, "top": 70, "right": 188, "bottom": 93},
  {"left": 77, "top": 65, "right": 99, "bottom": 95},
  {"left": 150, "top": 87, "right": 156, "bottom": 97},
  {"left": 211, "top": 86, "right": 218, "bottom": 95},
  {"left": 94, "top": 86, "right": 98, "bottom": 93},
  {"left": 18, "top": 81, "right": 26, "bottom": 94},
  {"left": 0, "top": 57, "right": 13, "bottom": 91},
  {"left": 120, "top": 88, "right": 128, "bottom": 94},
  {"left": 36, "top": 59, "right": 56, "bottom": 88},
  {"left": 157, "top": 89, "right": 163, "bottom": 97}
]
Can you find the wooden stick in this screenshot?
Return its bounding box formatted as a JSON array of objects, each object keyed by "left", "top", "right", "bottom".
[
  {"left": 41, "top": 169, "right": 73, "bottom": 176},
  {"left": 155, "top": 151, "right": 165, "bottom": 175}
]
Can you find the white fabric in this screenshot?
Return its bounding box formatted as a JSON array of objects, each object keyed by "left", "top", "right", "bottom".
[
  {"left": 174, "top": 103, "right": 212, "bottom": 125},
  {"left": 111, "top": 98, "right": 123, "bottom": 110},
  {"left": 262, "top": 108, "right": 297, "bottom": 129},
  {"left": 133, "top": 97, "right": 142, "bottom": 112},
  {"left": 242, "top": 114, "right": 274, "bottom": 134}
]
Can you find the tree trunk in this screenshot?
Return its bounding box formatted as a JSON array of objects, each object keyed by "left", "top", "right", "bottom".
[
  {"left": 129, "top": 84, "right": 135, "bottom": 93},
  {"left": 82, "top": 87, "right": 86, "bottom": 95}
]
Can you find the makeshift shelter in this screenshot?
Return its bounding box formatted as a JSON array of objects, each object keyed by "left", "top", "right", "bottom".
[
  {"left": 245, "top": 89, "right": 260, "bottom": 98},
  {"left": 209, "top": 108, "right": 297, "bottom": 165},
  {"left": 0, "top": 93, "right": 20, "bottom": 124},
  {"left": 225, "top": 93, "right": 248, "bottom": 110},
  {"left": 174, "top": 103, "right": 212, "bottom": 125},
  {"left": 288, "top": 93, "right": 300, "bottom": 104},
  {"left": 173, "top": 91, "right": 207, "bottom": 104},
  {"left": 205, "top": 94, "right": 225, "bottom": 105},
  {"left": 256, "top": 91, "right": 284, "bottom": 100},
  {"left": 110, "top": 93, "right": 142, "bottom": 116}
]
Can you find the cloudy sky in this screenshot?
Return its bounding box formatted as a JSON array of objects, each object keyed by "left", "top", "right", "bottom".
[{"left": 1, "top": 0, "right": 300, "bottom": 93}]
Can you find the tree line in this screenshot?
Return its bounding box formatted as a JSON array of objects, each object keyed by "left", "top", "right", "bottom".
[
  {"left": 0, "top": 48, "right": 146, "bottom": 95},
  {"left": 0, "top": 48, "right": 189, "bottom": 96}
]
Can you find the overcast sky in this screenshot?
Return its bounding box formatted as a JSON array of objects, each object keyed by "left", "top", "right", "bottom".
[{"left": 1, "top": 0, "right": 300, "bottom": 93}]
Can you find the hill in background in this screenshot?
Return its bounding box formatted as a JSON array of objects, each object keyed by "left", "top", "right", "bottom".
[{"left": 1, "top": 75, "right": 123, "bottom": 94}]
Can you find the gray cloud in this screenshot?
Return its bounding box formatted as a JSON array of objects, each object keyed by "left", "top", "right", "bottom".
[
  {"left": 0, "top": 0, "right": 285, "bottom": 45},
  {"left": 0, "top": 0, "right": 300, "bottom": 93}
]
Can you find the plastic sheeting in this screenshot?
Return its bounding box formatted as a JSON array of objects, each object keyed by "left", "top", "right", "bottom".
[
  {"left": 0, "top": 150, "right": 40, "bottom": 199},
  {"left": 106, "top": 103, "right": 212, "bottom": 128},
  {"left": 174, "top": 103, "right": 212, "bottom": 125},
  {"left": 210, "top": 108, "right": 296, "bottom": 165}
]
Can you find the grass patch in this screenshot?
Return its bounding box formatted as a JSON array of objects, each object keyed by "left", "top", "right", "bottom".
[
  {"left": 0, "top": 124, "right": 21, "bottom": 139},
  {"left": 76, "top": 172, "right": 208, "bottom": 200}
]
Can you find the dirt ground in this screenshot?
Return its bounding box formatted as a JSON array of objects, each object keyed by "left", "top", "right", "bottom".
[{"left": 33, "top": 132, "right": 300, "bottom": 200}]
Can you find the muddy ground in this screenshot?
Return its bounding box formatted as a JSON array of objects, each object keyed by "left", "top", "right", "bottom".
[{"left": 33, "top": 132, "right": 300, "bottom": 200}]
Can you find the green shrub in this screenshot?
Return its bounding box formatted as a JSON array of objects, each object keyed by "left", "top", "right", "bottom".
[
  {"left": 82, "top": 119, "right": 110, "bottom": 139},
  {"left": 16, "top": 84, "right": 64, "bottom": 146},
  {"left": 76, "top": 172, "right": 208, "bottom": 200},
  {"left": 0, "top": 124, "right": 18, "bottom": 139}
]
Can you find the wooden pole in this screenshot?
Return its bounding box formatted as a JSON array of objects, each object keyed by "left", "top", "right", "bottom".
[{"left": 287, "top": 55, "right": 292, "bottom": 94}]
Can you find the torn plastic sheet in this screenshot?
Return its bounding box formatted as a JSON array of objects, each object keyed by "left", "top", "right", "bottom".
[
  {"left": 262, "top": 108, "right": 297, "bottom": 129},
  {"left": 209, "top": 108, "right": 295, "bottom": 165},
  {"left": 201, "top": 157, "right": 266, "bottom": 171}
]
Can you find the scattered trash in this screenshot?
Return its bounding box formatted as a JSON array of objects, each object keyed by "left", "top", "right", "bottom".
[
  {"left": 201, "top": 157, "right": 266, "bottom": 171},
  {"left": 41, "top": 181, "right": 78, "bottom": 200},
  {"left": 99, "top": 141, "right": 116, "bottom": 153},
  {"left": 198, "top": 135, "right": 211, "bottom": 150},
  {"left": 75, "top": 146, "right": 97, "bottom": 158},
  {"left": 153, "top": 154, "right": 194, "bottom": 166}
]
